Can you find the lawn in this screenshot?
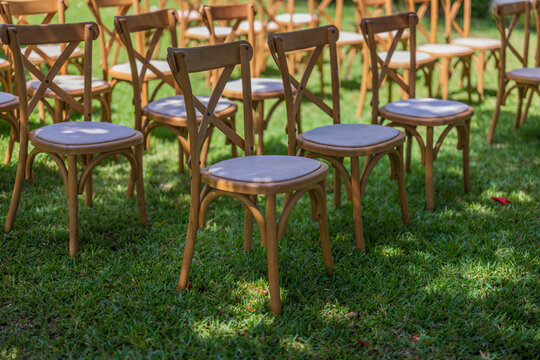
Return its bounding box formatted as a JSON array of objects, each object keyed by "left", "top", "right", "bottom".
[{"left": 0, "top": 0, "right": 538, "bottom": 358}]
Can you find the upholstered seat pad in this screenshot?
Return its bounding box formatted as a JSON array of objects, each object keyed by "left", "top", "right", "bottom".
[
  {"left": 239, "top": 20, "right": 279, "bottom": 32},
  {"left": 507, "top": 67, "right": 540, "bottom": 82},
  {"left": 110, "top": 60, "right": 170, "bottom": 75},
  {"left": 0, "top": 58, "right": 7, "bottom": 65},
  {"left": 186, "top": 26, "right": 232, "bottom": 37},
  {"left": 207, "top": 155, "right": 321, "bottom": 183},
  {"left": 417, "top": 43, "right": 473, "bottom": 56},
  {"left": 383, "top": 98, "right": 470, "bottom": 118},
  {"left": 33, "top": 121, "right": 137, "bottom": 145},
  {"left": 452, "top": 37, "right": 501, "bottom": 50},
  {"left": 0, "top": 92, "right": 16, "bottom": 105},
  {"left": 145, "top": 95, "right": 234, "bottom": 118},
  {"left": 275, "top": 13, "right": 316, "bottom": 24},
  {"left": 225, "top": 78, "right": 284, "bottom": 94},
  {"left": 337, "top": 31, "right": 364, "bottom": 45},
  {"left": 378, "top": 51, "right": 433, "bottom": 66},
  {"left": 301, "top": 124, "right": 400, "bottom": 147},
  {"left": 27, "top": 75, "right": 109, "bottom": 94},
  {"left": 21, "top": 44, "right": 83, "bottom": 60}
]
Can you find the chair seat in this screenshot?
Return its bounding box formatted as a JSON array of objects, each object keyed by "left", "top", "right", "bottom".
[
  {"left": 337, "top": 31, "right": 364, "bottom": 46},
  {"left": 32, "top": 121, "right": 138, "bottom": 146},
  {"left": 378, "top": 51, "right": 435, "bottom": 68},
  {"left": 301, "top": 124, "right": 400, "bottom": 148},
  {"left": 507, "top": 67, "right": 540, "bottom": 83},
  {"left": 417, "top": 43, "right": 473, "bottom": 57},
  {"left": 224, "top": 78, "right": 284, "bottom": 100},
  {"left": 451, "top": 37, "right": 501, "bottom": 50},
  {"left": 144, "top": 95, "right": 236, "bottom": 123},
  {"left": 185, "top": 26, "right": 233, "bottom": 38},
  {"left": 21, "top": 44, "right": 83, "bottom": 63},
  {"left": 177, "top": 9, "right": 201, "bottom": 21},
  {"left": 239, "top": 20, "right": 279, "bottom": 33},
  {"left": 274, "top": 13, "right": 316, "bottom": 26},
  {"left": 27, "top": 75, "right": 110, "bottom": 97},
  {"left": 0, "top": 57, "right": 10, "bottom": 70},
  {"left": 109, "top": 60, "right": 171, "bottom": 81},
  {"left": 382, "top": 98, "right": 470, "bottom": 118},
  {"left": 207, "top": 155, "right": 321, "bottom": 183},
  {"left": 0, "top": 91, "right": 17, "bottom": 105}
]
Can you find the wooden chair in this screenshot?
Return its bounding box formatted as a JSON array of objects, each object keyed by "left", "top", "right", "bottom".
[
  {"left": 488, "top": 1, "right": 540, "bottom": 144},
  {"left": 0, "top": 56, "right": 11, "bottom": 92},
  {"left": 0, "top": 88, "right": 18, "bottom": 164},
  {"left": 115, "top": 9, "right": 237, "bottom": 172},
  {"left": 407, "top": 0, "right": 474, "bottom": 102},
  {"left": 444, "top": 0, "right": 502, "bottom": 100},
  {"left": 157, "top": 0, "right": 203, "bottom": 47},
  {"left": 268, "top": 26, "right": 410, "bottom": 250},
  {"left": 168, "top": 41, "right": 333, "bottom": 315},
  {"left": 361, "top": 12, "right": 473, "bottom": 210},
  {"left": 1, "top": 22, "right": 148, "bottom": 256},
  {"left": 200, "top": 2, "right": 285, "bottom": 155},
  {"left": 354, "top": 0, "right": 435, "bottom": 118},
  {"left": 0, "top": 0, "right": 84, "bottom": 73}
]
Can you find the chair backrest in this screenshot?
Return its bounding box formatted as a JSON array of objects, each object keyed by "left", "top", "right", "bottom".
[
  {"left": 265, "top": 0, "right": 318, "bottom": 32},
  {"left": 493, "top": 0, "right": 537, "bottom": 72},
  {"left": 353, "top": 0, "right": 392, "bottom": 19},
  {"left": 405, "top": 0, "right": 437, "bottom": 43},
  {"left": 0, "top": 22, "right": 99, "bottom": 141},
  {"left": 0, "top": 0, "right": 68, "bottom": 67},
  {"left": 268, "top": 25, "right": 340, "bottom": 156},
  {"left": 167, "top": 41, "right": 254, "bottom": 177},
  {"left": 360, "top": 12, "right": 417, "bottom": 124},
  {"left": 86, "top": 0, "right": 141, "bottom": 79},
  {"left": 441, "top": 0, "right": 470, "bottom": 43}
]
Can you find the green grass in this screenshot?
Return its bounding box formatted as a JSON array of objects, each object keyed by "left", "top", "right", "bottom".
[{"left": 0, "top": 1, "right": 539, "bottom": 358}]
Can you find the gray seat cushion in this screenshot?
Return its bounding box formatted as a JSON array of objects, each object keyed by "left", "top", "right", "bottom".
[
  {"left": 301, "top": 124, "right": 400, "bottom": 147},
  {"left": 417, "top": 43, "right": 472, "bottom": 55},
  {"left": 383, "top": 98, "right": 469, "bottom": 118},
  {"left": 208, "top": 155, "right": 321, "bottom": 183},
  {"left": 27, "top": 75, "right": 108, "bottom": 94},
  {"left": 21, "top": 44, "right": 83, "bottom": 60},
  {"left": 225, "top": 78, "right": 284, "bottom": 94},
  {"left": 186, "top": 26, "right": 232, "bottom": 37},
  {"left": 145, "top": 95, "right": 235, "bottom": 118},
  {"left": 110, "top": 60, "right": 170, "bottom": 75},
  {"left": 452, "top": 37, "right": 501, "bottom": 50},
  {"left": 0, "top": 92, "right": 16, "bottom": 105},
  {"left": 507, "top": 67, "right": 540, "bottom": 82},
  {"left": 33, "top": 122, "right": 137, "bottom": 145}
]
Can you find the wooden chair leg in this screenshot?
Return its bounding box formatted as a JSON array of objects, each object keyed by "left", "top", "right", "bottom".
[
  {"left": 243, "top": 197, "right": 254, "bottom": 253},
  {"left": 38, "top": 100, "right": 46, "bottom": 124},
  {"left": 54, "top": 99, "right": 64, "bottom": 123},
  {"left": 356, "top": 52, "right": 370, "bottom": 118},
  {"left": 4, "top": 142, "right": 27, "bottom": 233},
  {"left": 350, "top": 156, "right": 365, "bottom": 251},
  {"left": 229, "top": 115, "right": 238, "bottom": 158},
  {"left": 178, "top": 139, "right": 185, "bottom": 173},
  {"left": 4, "top": 127, "right": 15, "bottom": 164},
  {"left": 514, "top": 87, "right": 525, "bottom": 129},
  {"left": 476, "top": 51, "right": 486, "bottom": 100},
  {"left": 465, "top": 56, "right": 473, "bottom": 104},
  {"left": 519, "top": 88, "right": 534, "bottom": 128},
  {"left": 177, "top": 188, "right": 199, "bottom": 292},
  {"left": 333, "top": 162, "right": 341, "bottom": 207},
  {"left": 462, "top": 120, "right": 471, "bottom": 193},
  {"left": 315, "top": 179, "right": 334, "bottom": 274},
  {"left": 441, "top": 58, "right": 450, "bottom": 100},
  {"left": 255, "top": 101, "right": 264, "bottom": 155},
  {"left": 425, "top": 126, "right": 435, "bottom": 210},
  {"left": 264, "top": 194, "right": 282, "bottom": 315},
  {"left": 488, "top": 80, "right": 505, "bottom": 144},
  {"left": 394, "top": 145, "right": 410, "bottom": 223},
  {"left": 67, "top": 154, "right": 79, "bottom": 257},
  {"left": 405, "top": 130, "right": 413, "bottom": 173},
  {"left": 135, "top": 144, "right": 149, "bottom": 226},
  {"left": 84, "top": 154, "right": 93, "bottom": 208}
]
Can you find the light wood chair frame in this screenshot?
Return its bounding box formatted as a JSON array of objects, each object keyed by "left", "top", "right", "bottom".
[
  {"left": 168, "top": 40, "right": 333, "bottom": 315},
  {"left": 2, "top": 22, "right": 148, "bottom": 256},
  {"left": 268, "top": 25, "right": 410, "bottom": 250},
  {"left": 362, "top": 12, "right": 473, "bottom": 209},
  {"left": 488, "top": 0, "right": 540, "bottom": 144}
]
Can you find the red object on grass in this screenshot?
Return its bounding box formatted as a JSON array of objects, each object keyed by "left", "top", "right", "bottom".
[
  {"left": 491, "top": 197, "right": 511, "bottom": 205},
  {"left": 356, "top": 339, "right": 370, "bottom": 348}
]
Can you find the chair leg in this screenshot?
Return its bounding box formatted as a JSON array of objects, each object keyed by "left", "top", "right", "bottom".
[
  {"left": 255, "top": 101, "right": 265, "bottom": 155},
  {"left": 465, "top": 56, "right": 473, "bottom": 104},
  {"left": 315, "top": 179, "right": 334, "bottom": 274},
  {"left": 4, "top": 141, "right": 27, "bottom": 233},
  {"left": 405, "top": 130, "right": 413, "bottom": 173},
  {"left": 514, "top": 87, "right": 525, "bottom": 129},
  {"left": 178, "top": 139, "right": 185, "bottom": 173},
  {"left": 243, "top": 198, "right": 254, "bottom": 253},
  {"left": 462, "top": 120, "right": 471, "bottom": 193},
  {"left": 356, "top": 52, "right": 370, "bottom": 118},
  {"left": 333, "top": 162, "right": 341, "bottom": 207},
  {"left": 519, "top": 88, "right": 534, "bottom": 128},
  {"left": 4, "top": 127, "right": 15, "bottom": 165},
  {"left": 135, "top": 144, "right": 149, "bottom": 226},
  {"left": 84, "top": 154, "right": 93, "bottom": 208},
  {"left": 177, "top": 189, "right": 199, "bottom": 292},
  {"left": 425, "top": 126, "right": 435, "bottom": 210},
  {"left": 476, "top": 51, "right": 486, "bottom": 100},
  {"left": 440, "top": 58, "right": 450, "bottom": 100},
  {"left": 350, "top": 156, "right": 365, "bottom": 251},
  {"left": 264, "top": 194, "right": 282, "bottom": 315},
  {"left": 394, "top": 145, "right": 410, "bottom": 223},
  {"left": 67, "top": 155, "right": 79, "bottom": 257},
  {"left": 487, "top": 80, "right": 505, "bottom": 144}
]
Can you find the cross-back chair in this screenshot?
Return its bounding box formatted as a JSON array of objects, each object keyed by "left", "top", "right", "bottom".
[
  {"left": 2, "top": 22, "right": 148, "bottom": 257},
  {"left": 445, "top": 0, "right": 502, "bottom": 100},
  {"left": 407, "top": 0, "right": 473, "bottom": 102},
  {"left": 0, "top": 82, "right": 17, "bottom": 164},
  {"left": 354, "top": 0, "right": 435, "bottom": 118},
  {"left": 168, "top": 40, "right": 333, "bottom": 315},
  {"left": 268, "top": 25, "right": 410, "bottom": 251},
  {"left": 361, "top": 12, "right": 473, "bottom": 210},
  {"left": 0, "top": 0, "right": 83, "bottom": 73},
  {"left": 158, "top": 0, "right": 203, "bottom": 47},
  {"left": 115, "top": 9, "right": 237, "bottom": 172},
  {"left": 488, "top": 0, "right": 540, "bottom": 144}
]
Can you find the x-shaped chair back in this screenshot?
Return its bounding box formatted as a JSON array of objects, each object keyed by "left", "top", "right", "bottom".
[
  {"left": 406, "top": 0, "right": 437, "bottom": 44},
  {"left": 0, "top": 0, "right": 68, "bottom": 67},
  {"left": 167, "top": 41, "right": 254, "bottom": 175},
  {"left": 441, "top": 0, "right": 471, "bottom": 42},
  {"left": 0, "top": 22, "right": 99, "bottom": 143},
  {"left": 268, "top": 25, "right": 340, "bottom": 156},
  {"left": 264, "top": 0, "right": 318, "bottom": 32},
  {"left": 361, "top": 12, "right": 417, "bottom": 124},
  {"left": 494, "top": 0, "right": 536, "bottom": 71},
  {"left": 86, "top": 0, "right": 141, "bottom": 79}
]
